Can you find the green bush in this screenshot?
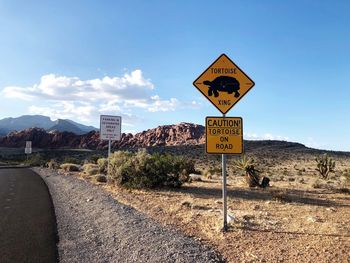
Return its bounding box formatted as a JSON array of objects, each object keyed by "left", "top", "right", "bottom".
[
  {"left": 89, "top": 154, "right": 103, "bottom": 164},
  {"left": 63, "top": 157, "right": 81, "bottom": 165},
  {"left": 109, "top": 149, "right": 193, "bottom": 189},
  {"left": 25, "top": 153, "right": 46, "bottom": 167},
  {"left": 97, "top": 158, "right": 108, "bottom": 173},
  {"left": 60, "top": 163, "right": 81, "bottom": 172}
]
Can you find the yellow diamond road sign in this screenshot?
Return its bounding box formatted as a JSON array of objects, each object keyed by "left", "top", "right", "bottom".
[
  {"left": 193, "top": 54, "right": 255, "bottom": 114},
  {"left": 206, "top": 117, "right": 243, "bottom": 154}
]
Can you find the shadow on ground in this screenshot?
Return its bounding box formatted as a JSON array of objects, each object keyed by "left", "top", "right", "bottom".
[{"left": 165, "top": 183, "right": 349, "bottom": 208}]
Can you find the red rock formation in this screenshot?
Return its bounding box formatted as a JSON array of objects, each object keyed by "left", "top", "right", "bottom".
[{"left": 0, "top": 123, "right": 206, "bottom": 150}]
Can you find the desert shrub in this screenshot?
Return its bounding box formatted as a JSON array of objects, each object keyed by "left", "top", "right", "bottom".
[
  {"left": 82, "top": 163, "right": 100, "bottom": 175},
  {"left": 109, "top": 149, "right": 192, "bottom": 189},
  {"left": 312, "top": 179, "right": 323, "bottom": 189},
  {"left": 315, "top": 154, "right": 335, "bottom": 179},
  {"left": 25, "top": 153, "right": 46, "bottom": 167},
  {"left": 200, "top": 169, "right": 208, "bottom": 176},
  {"left": 95, "top": 174, "right": 107, "bottom": 183},
  {"left": 60, "top": 163, "right": 81, "bottom": 172},
  {"left": 109, "top": 151, "right": 133, "bottom": 171},
  {"left": 97, "top": 158, "right": 108, "bottom": 173},
  {"left": 63, "top": 157, "right": 81, "bottom": 165},
  {"left": 47, "top": 159, "right": 58, "bottom": 169},
  {"left": 208, "top": 167, "right": 222, "bottom": 176},
  {"left": 89, "top": 154, "right": 103, "bottom": 164},
  {"left": 343, "top": 169, "right": 350, "bottom": 185},
  {"left": 201, "top": 169, "right": 212, "bottom": 179},
  {"left": 233, "top": 155, "right": 260, "bottom": 187}
]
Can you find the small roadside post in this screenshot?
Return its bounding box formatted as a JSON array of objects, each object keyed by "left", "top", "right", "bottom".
[
  {"left": 193, "top": 54, "right": 254, "bottom": 231},
  {"left": 25, "top": 141, "right": 32, "bottom": 161},
  {"left": 100, "top": 115, "right": 121, "bottom": 182}
]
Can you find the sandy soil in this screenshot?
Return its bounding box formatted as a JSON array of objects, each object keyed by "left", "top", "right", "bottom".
[
  {"left": 102, "top": 178, "right": 350, "bottom": 262},
  {"left": 69, "top": 153, "right": 350, "bottom": 263}
]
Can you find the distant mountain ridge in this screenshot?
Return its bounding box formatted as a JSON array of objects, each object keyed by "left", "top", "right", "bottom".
[
  {"left": 0, "top": 115, "right": 98, "bottom": 135},
  {"left": 0, "top": 122, "right": 347, "bottom": 156},
  {"left": 0, "top": 122, "right": 318, "bottom": 153},
  {"left": 0, "top": 115, "right": 97, "bottom": 136},
  {"left": 0, "top": 115, "right": 53, "bottom": 134},
  {"left": 48, "top": 119, "right": 87, "bottom": 135}
]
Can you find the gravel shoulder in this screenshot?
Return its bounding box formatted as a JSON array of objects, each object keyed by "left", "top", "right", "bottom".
[{"left": 33, "top": 167, "right": 224, "bottom": 263}]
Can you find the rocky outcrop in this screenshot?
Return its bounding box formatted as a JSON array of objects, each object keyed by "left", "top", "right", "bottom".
[
  {"left": 121, "top": 122, "right": 205, "bottom": 147},
  {"left": 0, "top": 123, "right": 206, "bottom": 150}
]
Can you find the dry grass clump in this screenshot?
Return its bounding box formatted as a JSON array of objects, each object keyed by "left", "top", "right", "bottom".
[
  {"left": 63, "top": 157, "right": 81, "bottom": 165},
  {"left": 97, "top": 158, "right": 108, "bottom": 173},
  {"left": 82, "top": 163, "right": 100, "bottom": 175},
  {"left": 343, "top": 168, "right": 350, "bottom": 185},
  {"left": 94, "top": 174, "right": 107, "bottom": 183},
  {"left": 312, "top": 179, "right": 324, "bottom": 189},
  {"left": 47, "top": 159, "right": 58, "bottom": 169},
  {"left": 60, "top": 163, "right": 81, "bottom": 172}
]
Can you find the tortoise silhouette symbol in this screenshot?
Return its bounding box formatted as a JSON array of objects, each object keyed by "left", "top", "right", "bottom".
[{"left": 203, "top": 76, "right": 240, "bottom": 98}]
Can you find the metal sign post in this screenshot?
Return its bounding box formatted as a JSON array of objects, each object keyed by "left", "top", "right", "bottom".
[
  {"left": 193, "top": 53, "right": 255, "bottom": 232},
  {"left": 100, "top": 115, "right": 122, "bottom": 183},
  {"left": 206, "top": 115, "right": 243, "bottom": 231},
  {"left": 25, "top": 141, "right": 32, "bottom": 162},
  {"left": 107, "top": 139, "right": 111, "bottom": 181},
  {"left": 222, "top": 153, "right": 227, "bottom": 231},
  {"left": 222, "top": 120, "right": 228, "bottom": 231}
]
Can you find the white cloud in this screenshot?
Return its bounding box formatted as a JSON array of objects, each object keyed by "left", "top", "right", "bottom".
[
  {"left": 244, "top": 132, "right": 289, "bottom": 141},
  {"left": 2, "top": 70, "right": 202, "bottom": 124},
  {"left": 28, "top": 101, "right": 143, "bottom": 127},
  {"left": 304, "top": 137, "right": 323, "bottom": 149},
  {"left": 148, "top": 96, "right": 179, "bottom": 112},
  {"left": 3, "top": 70, "right": 154, "bottom": 102},
  {"left": 29, "top": 102, "right": 96, "bottom": 123}
]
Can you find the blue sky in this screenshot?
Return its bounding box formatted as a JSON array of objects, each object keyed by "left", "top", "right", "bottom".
[{"left": 0, "top": 1, "right": 350, "bottom": 151}]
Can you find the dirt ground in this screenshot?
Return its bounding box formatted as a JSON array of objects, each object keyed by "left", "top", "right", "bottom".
[{"left": 64, "top": 152, "right": 350, "bottom": 263}]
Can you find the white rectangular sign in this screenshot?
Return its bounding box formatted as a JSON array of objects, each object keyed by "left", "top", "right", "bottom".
[
  {"left": 25, "top": 141, "right": 32, "bottom": 154},
  {"left": 26, "top": 141, "right": 32, "bottom": 148},
  {"left": 100, "top": 115, "right": 121, "bottom": 141},
  {"left": 25, "top": 148, "right": 32, "bottom": 154}
]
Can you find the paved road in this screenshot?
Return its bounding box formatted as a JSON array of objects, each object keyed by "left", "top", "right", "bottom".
[{"left": 0, "top": 168, "right": 57, "bottom": 263}]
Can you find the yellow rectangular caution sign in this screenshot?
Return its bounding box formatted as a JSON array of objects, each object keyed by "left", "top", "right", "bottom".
[{"left": 206, "top": 117, "right": 243, "bottom": 154}]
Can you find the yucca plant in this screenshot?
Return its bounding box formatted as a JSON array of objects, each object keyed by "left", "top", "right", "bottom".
[
  {"left": 233, "top": 155, "right": 260, "bottom": 187},
  {"left": 315, "top": 154, "right": 335, "bottom": 179}
]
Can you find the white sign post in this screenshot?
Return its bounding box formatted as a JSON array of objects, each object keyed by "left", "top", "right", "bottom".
[
  {"left": 25, "top": 141, "right": 32, "bottom": 161},
  {"left": 100, "top": 115, "right": 121, "bottom": 182}
]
